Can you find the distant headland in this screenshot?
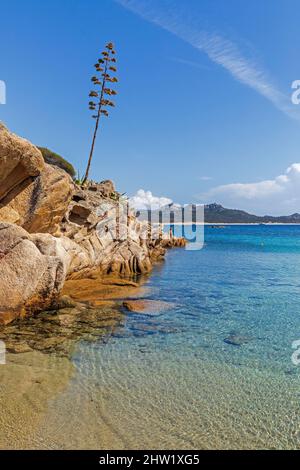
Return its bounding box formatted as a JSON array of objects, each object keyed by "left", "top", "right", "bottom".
[{"left": 137, "top": 203, "right": 300, "bottom": 225}]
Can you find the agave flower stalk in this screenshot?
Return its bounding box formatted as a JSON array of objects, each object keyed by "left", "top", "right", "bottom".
[{"left": 82, "top": 42, "right": 118, "bottom": 185}]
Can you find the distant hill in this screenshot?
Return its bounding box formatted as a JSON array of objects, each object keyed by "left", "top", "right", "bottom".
[
  {"left": 204, "top": 203, "right": 300, "bottom": 224},
  {"left": 135, "top": 203, "right": 300, "bottom": 224}
]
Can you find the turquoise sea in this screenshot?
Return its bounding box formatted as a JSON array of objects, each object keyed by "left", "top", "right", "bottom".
[{"left": 32, "top": 225, "right": 300, "bottom": 449}]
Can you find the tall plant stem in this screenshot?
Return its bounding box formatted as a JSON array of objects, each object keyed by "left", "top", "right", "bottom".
[{"left": 82, "top": 57, "right": 109, "bottom": 185}]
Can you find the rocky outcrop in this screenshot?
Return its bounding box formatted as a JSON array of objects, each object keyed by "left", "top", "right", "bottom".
[
  {"left": 0, "top": 124, "right": 186, "bottom": 324},
  {"left": 5, "top": 164, "right": 73, "bottom": 235},
  {"left": 0, "top": 123, "right": 44, "bottom": 203},
  {"left": 0, "top": 224, "right": 66, "bottom": 324},
  {"left": 0, "top": 124, "right": 73, "bottom": 234}
]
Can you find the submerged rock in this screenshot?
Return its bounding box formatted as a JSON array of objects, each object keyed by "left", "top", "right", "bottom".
[
  {"left": 224, "top": 334, "right": 252, "bottom": 346},
  {"left": 122, "top": 299, "right": 175, "bottom": 315},
  {"left": 0, "top": 304, "right": 124, "bottom": 356},
  {"left": 50, "top": 295, "right": 78, "bottom": 310},
  {"left": 6, "top": 341, "right": 33, "bottom": 354}
]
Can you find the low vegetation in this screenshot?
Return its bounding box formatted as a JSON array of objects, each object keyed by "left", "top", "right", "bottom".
[{"left": 38, "top": 146, "right": 76, "bottom": 178}]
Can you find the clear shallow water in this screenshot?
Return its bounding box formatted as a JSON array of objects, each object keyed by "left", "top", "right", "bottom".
[{"left": 37, "top": 226, "right": 300, "bottom": 449}]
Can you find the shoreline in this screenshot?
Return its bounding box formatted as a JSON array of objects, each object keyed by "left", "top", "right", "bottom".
[
  {"left": 0, "top": 273, "right": 153, "bottom": 449},
  {"left": 159, "top": 222, "right": 300, "bottom": 226},
  {"left": 0, "top": 266, "right": 179, "bottom": 450}
]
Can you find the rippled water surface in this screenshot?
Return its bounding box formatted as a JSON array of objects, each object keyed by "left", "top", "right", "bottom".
[{"left": 35, "top": 226, "right": 300, "bottom": 449}]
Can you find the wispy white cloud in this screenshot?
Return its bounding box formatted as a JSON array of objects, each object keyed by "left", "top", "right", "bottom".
[
  {"left": 129, "top": 189, "right": 173, "bottom": 210},
  {"left": 116, "top": 0, "right": 299, "bottom": 120},
  {"left": 169, "top": 56, "right": 211, "bottom": 71},
  {"left": 201, "top": 164, "right": 300, "bottom": 215},
  {"left": 198, "top": 175, "right": 213, "bottom": 181}
]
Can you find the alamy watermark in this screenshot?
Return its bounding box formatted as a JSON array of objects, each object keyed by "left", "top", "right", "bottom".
[
  {"left": 291, "top": 80, "right": 300, "bottom": 105},
  {"left": 0, "top": 341, "right": 6, "bottom": 365},
  {"left": 96, "top": 200, "right": 205, "bottom": 250},
  {"left": 291, "top": 340, "right": 300, "bottom": 366},
  {"left": 0, "top": 80, "right": 6, "bottom": 104}
]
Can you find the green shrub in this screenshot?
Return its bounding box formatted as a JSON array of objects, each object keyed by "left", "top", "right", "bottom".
[{"left": 37, "top": 146, "right": 76, "bottom": 178}]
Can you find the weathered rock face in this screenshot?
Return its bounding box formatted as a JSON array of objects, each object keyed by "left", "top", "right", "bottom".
[
  {"left": 0, "top": 124, "right": 185, "bottom": 324},
  {"left": 0, "top": 125, "right": 73, "bottom": 234},
  {"left": 0, "top": 123, "right": 44, "bottom": 204},
  {"left": 8, "top": 163, "right": 73, "bottom": 235},
  {"left": 87, "top": 179, "right": 115, "bottom": 197},
  {"left": 0, "top": 224, "right": 66, "bottom": 324}
]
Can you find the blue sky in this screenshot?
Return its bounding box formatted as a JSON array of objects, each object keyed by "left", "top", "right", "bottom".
[{"left": 1, "top": 0, "right": 300, "bottom": 214}]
